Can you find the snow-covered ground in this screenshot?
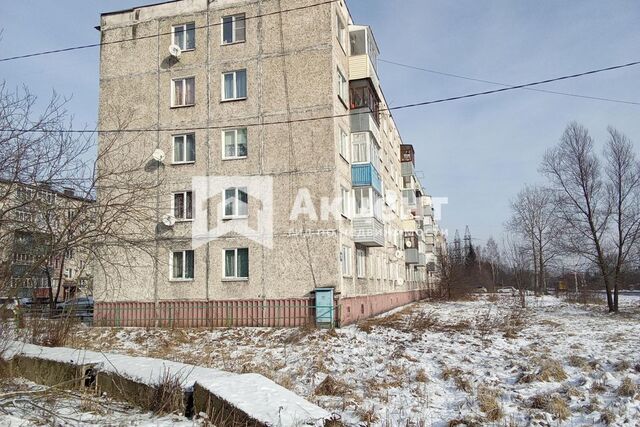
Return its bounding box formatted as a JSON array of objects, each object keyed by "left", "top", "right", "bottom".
[
  {"left": 14, "top": 295, "right": 640, "bottom": 426},
  {"left": 0, "top": 378, "right": 198, "bottom": 427}
]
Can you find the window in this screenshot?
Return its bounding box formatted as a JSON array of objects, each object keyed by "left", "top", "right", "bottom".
[
  {"left": 337, "top": 68, "right": 347, "bottom": 103},
  {"left": 356, "top": 248, "right": 366, "bottom": 278},
  {"left": 64, "top": 268, "right": 74, "bottom": 279},
  {"left": 222, "top": 14, "right": 246, "bottom": 44},
  {"left": 173, "top": 134, "right": 196, "bottom": 163},
  {"left": 15, "top": 210, "right": 34, "bottom": 223},
  {"left": 224, "top": 187, "right": 248, "bottom": 218},
  {"left": 222, "top": 70, "right": 247, "bottom": 100},
  {"left": 353, "top": 188, "right": 371, "bottom": 217},
  {"left": 223, "top": 128, "right": 248, "bottom": 159},
  {"left": 172, "top": 77, "right": 195, "bottom": 107},
  {"left": 341, "top": 245, "right": 352, "bottom": 276},
  {"left": 352, "top": 133, "right": 368, "bottom": 163},
  {"left": 171, "top": 250, "right": 194, "bottom": 280},
  {"left": 336, "top": 13, "right": 346, "bottom": 51},
  {"left": 339, "top": 129, "right": 349, "bottom": 161},
  {"left": 173, "top": 191, "right": 193, "bottom": 221},
  {"left": 172, "top": 22, "right": 196, "bottom": 51},
  {"left": 340, "top": 186, "right": 350, "bottom": 218},
  {"left": 224, "top": 248, "right": 249, "bottom": 279},
  {"left": 65, "top": 249, "right": 74, "bottom": 259}
]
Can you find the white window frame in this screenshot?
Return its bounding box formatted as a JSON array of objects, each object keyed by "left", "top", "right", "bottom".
[
  {"left": 223, "top": 187, "right": 248, "bottom": 219},
  {"left": 221, "top": 13, "right": 246, "bottom": 45},
  {"left": 339, "top": 128, "right": 349, "bottom": 162},
  {"left": 172, "top": 133, "right": 196, "bottom": 164},
  {"left": 223, "top": 248, "right": 249, "bottom": 280},
  {"left": 337, "top": 68, "right": 347, "bottom": 104},
  {"left": 172, "top": 22, "right": 196, "bottom": 51},
  {"left": 356, "top": 248, "right": 366, "bottom": 278},
  {"left": 341, "top": 245, "right": 352, "bottom": 277},
  {"left": 221, "top": 70, "right": 247, "bottom": 101},
  {"left": 171, "top": 77, "right": 195, "bottom": 107},
  {"left": 336, "top": 13, "right": 346, "bottom": 52},
  {"left": 172, "top": 191, "right": 194, "bottom": 221},
  {"left": 340, "top": 186, "right": 351, "bottom": 218},
  {"left": 170, "top": 250, "right": 195, "bottom": 281},
  {"left": 222, "top": 128, "right": 248, "bottom": 159}
]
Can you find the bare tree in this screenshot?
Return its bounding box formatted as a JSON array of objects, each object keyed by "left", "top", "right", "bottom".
[
  {"left": 0, "top": 82, "right": 160, "bottom": 311},
  {"left": 502, "top": 235, "right": 530, "bottom": 308},
  {"left": 507, "top": 185, "right": 560, "bottom": 295},
  {"left": 540, "top": 122, "right": 640, "bottom": 312},
  {"left": 484, "top": 237, "right": 500, "bottom": 289}
]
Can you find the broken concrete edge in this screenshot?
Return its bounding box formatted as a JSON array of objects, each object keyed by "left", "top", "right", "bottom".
[{"left": 4, "top": 341, "right": 330, "bottom": 426}]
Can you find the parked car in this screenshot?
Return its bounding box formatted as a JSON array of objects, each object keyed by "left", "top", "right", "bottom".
[
  {"left": 56, "top": 297, "right": 94, "bottom": 321},
  {"left": 497, "top": 287, "right": 517, "bottom": 296}
]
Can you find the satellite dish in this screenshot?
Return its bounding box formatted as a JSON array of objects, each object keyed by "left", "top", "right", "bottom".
[
  {"left": 169, "top": 44, "right": 182, "bottom": 58},
  {"left": 395, "top": 250, "right": 404, "bottom": 259},
  {"left": 152, "top": 149, "right": 166, "bottom": 162},
  {"left": 405, "top": 239, "right": 413, "bottom": 248},
  {"left": 162, "top": 214, "right": 176, "bottom": 227}
]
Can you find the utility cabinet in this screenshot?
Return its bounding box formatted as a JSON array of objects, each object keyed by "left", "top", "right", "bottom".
[{"left": 314, "top": 288, "right": 335, "bottom": 328}]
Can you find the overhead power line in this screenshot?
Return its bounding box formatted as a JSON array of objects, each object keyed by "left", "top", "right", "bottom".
[
  {"left": 379, "top": 59, "right": 640, "bottom": 106},
  {"left": 2, "top": 59, "right": 639, "bottom": 135},
  {"left": 0, "top": 0, "right": 338, "bottom": 63}
]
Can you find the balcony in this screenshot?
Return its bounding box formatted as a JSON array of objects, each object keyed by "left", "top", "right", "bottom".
[
  {"left": 401, "top": 161, "right": 415, "bottom": 177},
  {"left": 353, "top": 217, "right": 384, "bottom": 247},
  {"left": 348, "top": 26, "right": 380, "bottom": 89},
  {"left": 352, "top": 164, "right": 382, "bottom": 194},
  {"left": 405, "top": 248, "right": 419, "bottom": 264}
]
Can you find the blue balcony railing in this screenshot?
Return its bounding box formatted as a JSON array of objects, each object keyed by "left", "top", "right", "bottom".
[{"left": 351, "top": 164, "right": 382, "bottom": 194}]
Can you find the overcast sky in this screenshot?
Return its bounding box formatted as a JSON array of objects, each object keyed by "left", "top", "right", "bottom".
[{"left": 1, "top": 1, "right": 639, "bottom": 247}]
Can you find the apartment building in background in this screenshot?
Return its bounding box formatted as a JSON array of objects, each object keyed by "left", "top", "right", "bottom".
[
  {"left": 94, "top": 0, "right": 445, "bottom": 327},
  {"left": 0, "top": 181, "right": 93, "bottom": 303}
]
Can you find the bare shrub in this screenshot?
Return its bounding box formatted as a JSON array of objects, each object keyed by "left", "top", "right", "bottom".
[
  {"left": 617, "top": 377, "right": 637, "bottom": 397},
  {"left": 591, "top": 379, "right": 607, "bottom": 393},
  {"left": 27, "top": 316, "right": 77, "bottom": 347},
  {"left": 355, "top": 405, "right": 379, "bottom": 424},
  {"left": 314, "top": 375, "right": 350, "bottom": 397},
  {"left": 147, "top": 369, "right": 185, "bottom": 415},
  {"left": 442, "top": 367, "right": 471, "bottom": 392},
  {"left": 477, "top": 386, "right": 503, "bottom": 421}
]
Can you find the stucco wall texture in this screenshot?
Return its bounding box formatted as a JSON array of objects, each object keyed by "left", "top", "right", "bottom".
[{"left": 95, "top": 0, "right": 430, "bottom": 321}]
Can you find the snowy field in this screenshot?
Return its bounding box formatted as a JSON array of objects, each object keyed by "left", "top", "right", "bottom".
[
  {"left": 0, "top": 378, "right": 197, "bottom": 427},
  {"left": 6, "top": 294, "right": 640, "bottom": 426}
]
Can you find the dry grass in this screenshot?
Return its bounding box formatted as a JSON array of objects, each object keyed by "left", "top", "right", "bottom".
[
  {"left": 442, "top": 367, "right": 471, "bottom": 392},
  {"left": 415, "top": 368, "right": 428, "bottom": 383},
  {"left": 531, "top": 393, "right": 569, "bottom": 420},
  {"left": 355, "top": 405, "right": 380, "bottom": 424},
  {"left": 600, "top": 409, "right": 616, "bottom": 425},
  {"left": 617, "top": 377, "right": 637, "bottom": 397},
  {"left": 567, "top": 355, "right": 592, "bottom": 372},
  {"left": 314, "top": 375, "right": 350, "bottom": 397},
  {"left": 591, "top": 379, "right": 607, "bottom": 393},
  {"left": 520, "top": 358, "right": 567, "bottom": 383},
  {"left": 613, "top": 359, "right": 631, "bottom": 372},
  {"left": 477, "top": 386, "right": 503, "bottom": 421},
  {"left": 25, "top": 316, "right": 78, "bottom": 348}
]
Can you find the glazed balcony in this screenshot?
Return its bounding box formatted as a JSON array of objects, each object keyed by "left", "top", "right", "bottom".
[
  {"left": 353, "top": 216, "right": 385, "bottom": 247},
  {"left": 352, "top": 164, "right": 382, "bottom": 194},
  {"left": 348, "top": 25, "right": 380, "bottom": 89}
]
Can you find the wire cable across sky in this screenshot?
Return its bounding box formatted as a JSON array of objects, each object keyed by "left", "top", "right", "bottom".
[{"left": 2, "top": 59, "right": 639, "bottom": 135}]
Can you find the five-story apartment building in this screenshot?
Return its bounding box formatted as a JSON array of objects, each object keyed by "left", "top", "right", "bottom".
[{"left": 94, "top": 0, "right": 443, "bottom": 327}]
